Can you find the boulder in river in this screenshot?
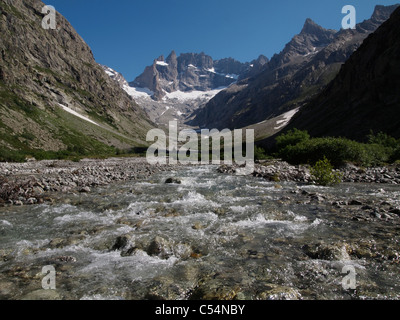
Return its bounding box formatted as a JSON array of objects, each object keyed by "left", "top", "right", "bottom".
[
  {"left": 111, "top": 235, "right": 131, "bottom": 251},
  {"left": 165, "top": 178, "right": 182, "bottom": 184},
  {"left": 302, "top": 242, "right": 351, "bottom": 261}
]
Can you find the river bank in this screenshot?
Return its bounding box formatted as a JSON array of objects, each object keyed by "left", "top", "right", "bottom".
[
  {"left": 219, "top": 160, "right": 400, "bottom": 184},
  {"left": 0, "top": 157, "right": 178, "bottom": 206},
  {"left": 1, "top": 158, "right": 400, "bottom": 207}
]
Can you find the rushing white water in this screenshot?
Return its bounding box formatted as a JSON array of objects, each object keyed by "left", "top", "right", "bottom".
[{"left": 1, "top": 165, "right": 400, "bottom": 300}]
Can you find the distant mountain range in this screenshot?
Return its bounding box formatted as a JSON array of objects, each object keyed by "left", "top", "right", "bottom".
[
  {"left": 189, "top": 4, "right": 399, "bottom": 131},
  {"left": 117, "top": 52, "right": 267, "bottom": 127},
  {"left": 1, "top": 0, "right": 399, "bottom": 159}
]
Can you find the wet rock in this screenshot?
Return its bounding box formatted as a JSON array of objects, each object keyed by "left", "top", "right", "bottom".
[
  {"left": 26, "top": 197, "right": 37, "bottom": 205},
  {"left": 349, "top": 200, "right": 363, "bottom": 206},
  {"left": 146, "top": 236, "right": 192, "bottom": 260},
  {"left": 32, "top": 186, "right": 44, "bottom": 195},
  {"left": 190, "top": 252, "right": 203, "bottom": 259},
  {"left": 165, "top": 177, "right": 182, "bottom": 184},
  {"left": 370, "top": 211, "right": 381, "bottom": 219},
  {"left": 20, "top": 289, "right": 61, "bottom": 300},
  {"left": 164, "top": 208, "right": 181, "bottom": 218},
  {"left": 302, "top": 242, "right": 351, "bottom": 261},
  {"left": 389, "top": 208, "right": 400, "bottom": 216},
  {"left": 190, "top": 281, "right": 240, "bottom": 300},
  {"left": 361, "top": 205, "right": 374, "bottom": 210},
  {"left": 55, "top": 256, "right": 77, "bottom": 263},
  {"left": 121, "top": 247, "right": 141, "bottom": 257},
  {"left": 147, "top": 236, "right": 173, "bottom": 259},
  {"left": 256, "top": 283, "right": 301, "bottom": 300},
  {"left": 174, "top": 243, "right": 193, "bottom": 260},
  {"left": 79, "top": 186, "right": 91, "bottom": 193},
  {"left": 192, "top": 222, "right": 204, "bottom": 230},
  {"left": 144, "top": 274, "right": 195, "bottom": 300},
  {"left": 0, "top": 280, "right": 16, "bottom": 299},
  {"left": 213, "top": 208, "right": 226, "bottom": 216},
  {"left": 48, "top": 235, "right": 86, "bottom": 249},
  {"left": 111, "top": 235, "right": 131, "bottom": 251},
  {"left": 48, "top": 238, "right": 66, "bottom": 249},
  {"left": 310, "top": 194, "right": 326, "bottom": 202},
  {"left": 116, "top": 217, "right": 144, "bottom": 229}
]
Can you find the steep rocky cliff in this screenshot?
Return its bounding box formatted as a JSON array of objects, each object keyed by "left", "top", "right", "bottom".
[
  {"left": 0, "top": 0, "right": 154, "bottom": 157},
  {"left": 282, "top": 6, "right": 400, "bottom": 141},
  {"left": 190, "top": 5, "right": 399, "bottom": 131}
]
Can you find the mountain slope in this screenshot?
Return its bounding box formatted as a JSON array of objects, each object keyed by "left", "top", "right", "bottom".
[
  {"left": 0, "top": 0, "right": 154, "bottom": 158},
  {"left": 281, "top": 6, "right": 400, "bottom": 141},
  {"left": 190, "top": 5, "right": 398, "bottom": 131}
]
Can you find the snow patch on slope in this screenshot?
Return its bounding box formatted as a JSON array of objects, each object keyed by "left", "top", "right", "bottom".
[
  {"left": 58, "top": 104, "right": 100, "bottom": 127},
  {"left": 162, "top": 87, "right": 226, "bottom": 102},
  {"left": 123, "top": 85, "right": 154, "bottom": 99},
  {"left": 156, "top": 61, "right": 169, "bottom": 67},
  {"left": 274, "top": 108, "right": 300, "bottom": 130}
]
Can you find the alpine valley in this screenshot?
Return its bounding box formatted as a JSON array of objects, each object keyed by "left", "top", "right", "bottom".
[{"left": 1, "top": 0, "right": 400, "bottom": 303}]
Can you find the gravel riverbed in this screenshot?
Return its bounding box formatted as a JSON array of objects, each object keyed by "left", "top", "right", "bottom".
[{"left": 0, "top": 157, "right": 178, "bottom": 206}]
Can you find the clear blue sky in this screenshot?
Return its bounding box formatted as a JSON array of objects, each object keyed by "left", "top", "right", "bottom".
[{"left": 47, "top": 0, "right": 399, "bottom": 81}]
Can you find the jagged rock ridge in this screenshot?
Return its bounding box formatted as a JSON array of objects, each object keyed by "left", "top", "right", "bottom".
[
  {"left": 131, "top": 51, "right": 265, "bottom": 101},
  {"left": 281, "top": 6, "right": 400, "bottom": 141},
  {"left": 190, "top": 4, "right": 399, "bottom": 130}
]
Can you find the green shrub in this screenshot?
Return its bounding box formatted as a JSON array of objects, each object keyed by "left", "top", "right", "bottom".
[
  {"left": 0, "top": 149, "right": 26, "bottom": 162},
  {"left": 368, "top": 132, "right": 398, "bottom": 149},
  {"left": 276, "top": 129, "right": 398, "bottom": 167},
  {"left": 278, "top": 137, "right": 365, "bottom": 167},
  {"left": 310, "top": 157, "right": 343, "bottom": 186},
  {"left": 275, "top": 129, "right": 310, "bottom": 150},
  {"left": 391, "top": 146, "right": 400, "bottom": 163},
  {"left": 254, "top": 146, "right": 269, "bottom": 161}
]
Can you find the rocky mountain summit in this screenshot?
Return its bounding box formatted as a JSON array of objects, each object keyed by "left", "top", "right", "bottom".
[
  {"left": 0, "top": 0, "right": 154, "bottom": 157},
  {"left": 131, "top": 51, "right": 259, "bottom": 101},
  {"left": 101, "top": 65, "right": 129, "bottom": 88},
  {"left": 190, "top": 4, "right": 399, "bottom": 130},
  {"left": 107, "top": 51, "right": 268, "bottom": 127}
]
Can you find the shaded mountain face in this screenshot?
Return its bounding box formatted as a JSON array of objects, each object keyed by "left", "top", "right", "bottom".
[
  {"left": 0, "top": 0, "right": 153, "bottom": 155},
  {"left": 281, "top": 6, "right": 400, "bottom": 141},
  {"left": 131, "top": 51, "right": 261, "bottom": 101},
  {"left": 190, "top": 4, "right": 399, "bottom": 130}
]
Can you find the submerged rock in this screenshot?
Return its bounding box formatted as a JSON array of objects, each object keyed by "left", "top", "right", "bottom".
[
  {"left": 147, "top": 236, "right": 174, "bottom": 259},
  {"left": 146, "top": 236, "right": 192, "bottom": 260},
  {"left": 256, "top": 283, "right": 301, "bottom": 300},
  {"left": 20, "top": 289, "right": 61, "bottom": 300},
  {"left": 190, "top": 281, "right": 240, "bottom": 300},
  {"left": 302, "top": 242, "right": 351, "bottom": 261}
]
